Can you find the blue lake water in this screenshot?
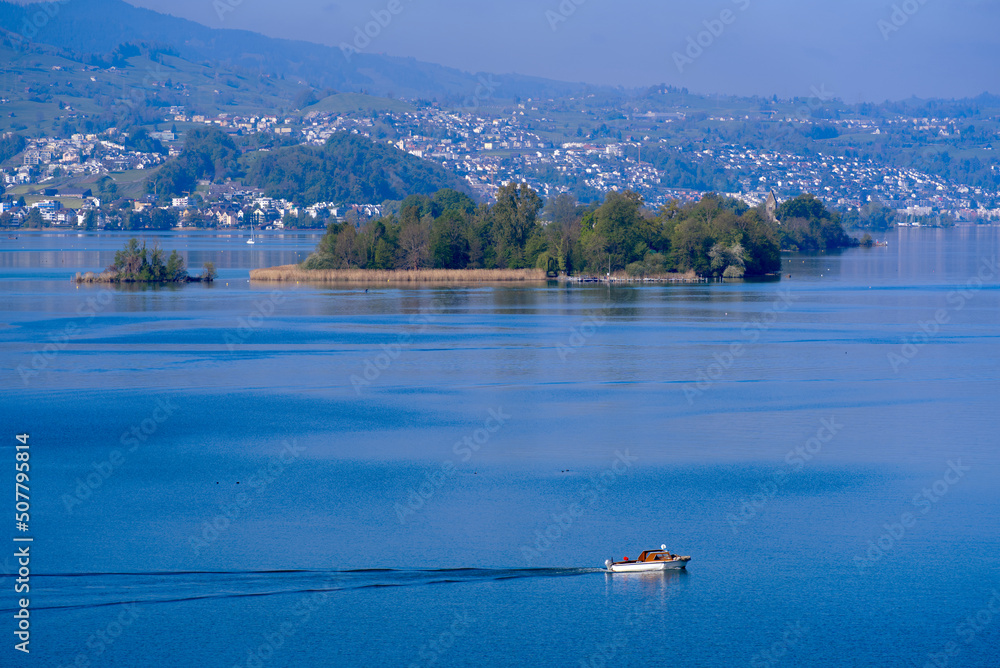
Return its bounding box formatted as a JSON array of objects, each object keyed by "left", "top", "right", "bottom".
[{"left": 1, "top": 227, "right": 999, "bottom": 667}]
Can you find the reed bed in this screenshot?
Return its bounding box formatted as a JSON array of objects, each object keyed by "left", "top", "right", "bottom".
[
  {"left": 74, "top": 271, "right": 118, "bottom": 283},
  {"left": 250, "top": 265, "right": 549, "bottom": 283},
  {"left": 564, "top": 270, "right": 704, "bottom": 283}
]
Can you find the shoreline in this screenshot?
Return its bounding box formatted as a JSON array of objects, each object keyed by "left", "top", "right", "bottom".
[
  {"left": 74, "top": 271, "right": 213, "bottom": 284},
  {"left": 250, "top": 265, "right": 549, "bottom": 283},
  {"left": 250, "top": 265, "right": 720, "bottom": 284}
]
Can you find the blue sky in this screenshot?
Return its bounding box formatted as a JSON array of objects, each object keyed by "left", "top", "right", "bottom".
[{"left": 125, "top": 0, "right": 999, "bottom": 101}]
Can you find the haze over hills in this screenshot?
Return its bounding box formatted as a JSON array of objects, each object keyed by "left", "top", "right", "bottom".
[
  {"left": 0, "top": 0, "right": 597, "bottom": 102},
  {"left": 1, "top": 0, "right": 997, "bottom": 224},
  {"left": 99, "top": 0, "right": 1000, "bottom": 101}
]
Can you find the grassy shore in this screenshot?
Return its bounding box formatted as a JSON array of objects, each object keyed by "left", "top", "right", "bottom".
[{"left": 250, "top": 265, "right": 549, "bottom": 283}]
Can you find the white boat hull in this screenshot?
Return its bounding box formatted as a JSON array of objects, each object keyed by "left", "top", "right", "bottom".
[{"left": 608, "top": 557, "right": 689, "bottom": 573}]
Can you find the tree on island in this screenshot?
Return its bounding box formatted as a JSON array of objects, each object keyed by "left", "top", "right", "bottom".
[
  {"left": 88, "top": 238, "right": 215, "bottom": 283},
  {"left": 775, "top": 194, "right": 858, "bottom": 251},
  {"left": 301, "top": 187, "right": 856, "bottom": 277}
]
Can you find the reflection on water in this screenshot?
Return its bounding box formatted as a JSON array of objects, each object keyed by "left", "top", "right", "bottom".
[
  {"left": 0, "top": 230, "right": 324, "bottom": 278},
  {"left": 604, "top": 569, "right": 688, "bottom": 603},
  {"left": 1, "top": 227, "right": 999, "bottom": 667}
]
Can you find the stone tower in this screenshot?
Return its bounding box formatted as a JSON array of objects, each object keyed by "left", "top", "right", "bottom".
[{"left": 765, "top": 190, "right": 779, "bottom": 224}]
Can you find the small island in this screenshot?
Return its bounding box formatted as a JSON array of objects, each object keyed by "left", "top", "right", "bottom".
[
  {"left": 75, "top": 238, "right": 217, "bottom": 284},
  {"left": 252, "top": 187, "right": 857, "bottom": 284}
]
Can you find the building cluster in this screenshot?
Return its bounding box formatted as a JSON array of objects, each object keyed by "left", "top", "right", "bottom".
[
  {"left": 169, "top": 107, "right": 295, "bottom": 135},
  {"left": 278, "top": 105, "right": 1000, "bottom": 220},
  {"left": 9, "top": 135, "right": 168, "bottom": 188},
  {"left": 712, "top": 147, "right": 999, "bottom": 222},
  {"left": 3, "top": 100, "right": 998, "bottom": 229},
  {"left": 0, "top": 178, "right": 386, "bottom": 229}
]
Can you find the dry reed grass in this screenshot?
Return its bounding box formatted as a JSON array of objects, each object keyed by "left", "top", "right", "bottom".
[
  {"left": 250, "top": 265, "right": 549, "bottom": 283},
  {"left": 74, "top": 271, "right": 117, "bottom": 283}
]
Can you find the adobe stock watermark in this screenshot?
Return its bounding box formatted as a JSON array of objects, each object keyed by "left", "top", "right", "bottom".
[
  {"left": 579, "top": 600, "right": 667, "bottom": 668},
  {"left": 394, "top": 408, "right": 510, "bottom": 524},
  {"left": 556, "top": 303, "right": 610, "bottom": 361},
  {"left": 749, "top": 620, "right": 810, "bottom": 668},
  {"left": 853, "top": 459, "right": 971, "bottom": 574},
  {"left": 9, "top": 0, "right": 69, "bottom": 47},
  {"left": 229, "top": 571, "right": 347, "bottom": 668},
  {"left": 0, "top": 553, "right": 16, "bottom": 577},
  {"left": 340, "top": 0, "right": 411, "bottom": 63},
  {"left": 923, "top": 589, "right": 1000, "bottom": 668},
  {"left": 408, "top": 610, "right": 476, "bottom": 668},
  {"left": 792, "top": 85, "right": 836, "bottom": 121},
  {"left": 224, "top": 291, "right": 287, "bottom": 352},
  {"left": 462, "top": 75, "right": 501, "bottom": 110},
  {"left": 888, "top": 256, "right": 998, "bottom": 372},
  {"left": 17, "top": 288, "right": 115, "bottom": 385},
  {"left": 545, "top": 0, "right": 588, "bottom": 32},
  {"left": 350, "top": 310, "right": 436, "bottom": 394},
  {"left": 214, "top": 0, "right": 244, "bottom": 21},
  {"left": 520, "top": 449, "right": 638, "bottom": 563},
  {"left": 189, "top": 439, "right": 306, "bottom": 556},
  {"left": 115, "top": 60, "right": 169, "bottom": 111},
  {"left": 726, "top": 417, "right": 842, "bottom": 533},
  {"left": 55, "top": 604, "right": 142, "bottom": 668},
  {"left": 683, "top": 287, "right": 797, "bottom": 404},
  {"left": 878, "top": 0, "right": 932, "bottom": 41},
  {"left": 673, "top": 0, "right": 752, "bottom": 74},
  {"left": 61, "top": 398, "right": 179, "bottom": 514}
]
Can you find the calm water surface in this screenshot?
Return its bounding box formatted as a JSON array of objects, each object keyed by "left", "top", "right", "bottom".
[{"left": 1, "top": 227, "right": 999, "bottom": 667}]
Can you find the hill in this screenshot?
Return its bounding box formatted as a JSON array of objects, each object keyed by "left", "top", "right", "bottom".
[
  {"left": 0, "top": 39, "right": 307, "bottom": 135},
  {"left": 146, "top": 126, "right": 464, "bottom": 203},
  {"left": 0, "top": 0, "right": 594, "bottom": 102},
  {"left": 302, "top": 93, "right": 415, "bottom": 116},
  {"left": 243, "top": 133, "right": 465, "bottom": 204}
]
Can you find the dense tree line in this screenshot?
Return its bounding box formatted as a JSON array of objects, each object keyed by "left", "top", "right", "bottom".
[
  {"left": 774, "top": 194, "right": 858, "bottom": 251},
  {"left": 302, "top": 186, "right": 855, "bottom": 276},
  {"left": 841, "top": 200, "right": 899, "bottom": 231},
  {"left": 99, "top": 204, "right": 179, "bottom": 231}
]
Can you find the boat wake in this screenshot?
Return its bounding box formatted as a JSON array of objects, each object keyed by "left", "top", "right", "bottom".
[{"left": 0, "top": 567, "right": 606, "bottom": 613}]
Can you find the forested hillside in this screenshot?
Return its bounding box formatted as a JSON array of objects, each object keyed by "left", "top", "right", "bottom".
[
  {"left": 146, "top": 129, "right": 463, "bottom": 203},
  {"left": 244, "top": 134, "right": 464, "bottom": 204}
]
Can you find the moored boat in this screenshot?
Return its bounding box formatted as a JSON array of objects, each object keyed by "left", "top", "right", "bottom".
[{"left": 605, "top": 545, "right": 690, "bottom": 572}]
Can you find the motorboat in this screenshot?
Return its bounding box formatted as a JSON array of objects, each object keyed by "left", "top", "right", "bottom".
[{"left": 605, "top": 545, "right": 691, "bottom": 572}]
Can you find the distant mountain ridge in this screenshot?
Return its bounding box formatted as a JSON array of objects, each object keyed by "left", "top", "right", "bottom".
[{"left": 0, "top": 0, "right": 596, "bottom": 102}]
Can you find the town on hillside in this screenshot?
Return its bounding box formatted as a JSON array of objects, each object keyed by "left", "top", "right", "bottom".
[{"left": 3, "top": 95, "right": 999, "bottom": 230}]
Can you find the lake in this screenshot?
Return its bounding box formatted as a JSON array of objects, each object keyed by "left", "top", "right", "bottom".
[{"left": 1, "top": 227, "right": 999, "bottom": 667}]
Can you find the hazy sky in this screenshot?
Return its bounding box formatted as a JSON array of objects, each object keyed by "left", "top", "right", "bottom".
[{"left": 125, "top": 0, "right": 999, "bottom": 101}]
